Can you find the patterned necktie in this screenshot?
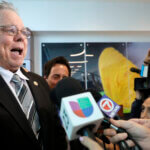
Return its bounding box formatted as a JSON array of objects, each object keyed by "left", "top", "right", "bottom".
[
  {"left": 10, "top": 74, "right": 27, "bottom": 103},
  {"left": 10, "top": 74, "right": 40, "bottom": 138}
]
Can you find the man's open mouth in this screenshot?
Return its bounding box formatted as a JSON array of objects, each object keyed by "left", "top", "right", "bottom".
[{"left": 11, "top": 48, "right": 23, "bottom": 55}]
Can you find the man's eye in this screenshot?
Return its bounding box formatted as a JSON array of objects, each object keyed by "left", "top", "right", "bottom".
[
  {"left": 3, "top": 27, "right": 16, "bottom": 34},
  {"left": 141, "top": 106, "right": 145, "bottom": 112},
  {"left": 53, "top": 75, "right": 60, "bottom": 79},
  {"left": 22, "top": 29, "right": 30, "bottom": 35},
  {"left": 63, "top": 76, "right": 67, "bottom": 79},
  {"left": 7, "top": 28, "right": 16, "bottom": 34}
]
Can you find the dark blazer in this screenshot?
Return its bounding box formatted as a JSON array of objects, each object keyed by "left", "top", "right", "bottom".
[
  {"left": 0, "top": 68, "right": 67, "bottom": 150},
  {"left": 130, "top": 99, "right": 143, "bottom": 118}
]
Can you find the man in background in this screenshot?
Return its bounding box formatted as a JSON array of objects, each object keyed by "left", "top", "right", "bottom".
[
  {"left": 44, "top": 57, "right": 89, "bottom": 150},
  {"left": 140, "top": 96, "right": 150, "bottom": 119},
  {"left": 43, "top": 56, "right": 71, "bottom": 89},
  {"left": 130, "top": 49, "right": 150, "bottom": 118},
  {"left": 0, "top": 1, "right": 67, "bottom": 150}
]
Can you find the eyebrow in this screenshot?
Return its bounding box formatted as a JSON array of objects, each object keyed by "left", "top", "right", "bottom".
[{"left": 142, "top": 105, "right": 150, "bottom": 109}]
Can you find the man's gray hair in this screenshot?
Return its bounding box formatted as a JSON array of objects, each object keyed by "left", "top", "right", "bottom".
[{"left": 0, "top": 1, "right": 18, "bottom": 14}]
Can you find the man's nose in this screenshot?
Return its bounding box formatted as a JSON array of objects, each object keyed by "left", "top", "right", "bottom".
[
  {"left": 141, "top": 110, "right": 148, "bottom": 119},
  {"left": 14, "top": 30, "right": 25, "bottom": 42},
  {"left": 60, "top": 76, "right": 64, "bottom": 80}
]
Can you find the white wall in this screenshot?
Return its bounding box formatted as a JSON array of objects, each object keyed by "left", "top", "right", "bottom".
[
  {"left": 9, "top": 0, "right": 150, "bottom": 31},
  {"left": 7, "top": 0, "right": 150, "bottom": 75}
]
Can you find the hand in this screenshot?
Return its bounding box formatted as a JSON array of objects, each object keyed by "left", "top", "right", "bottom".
[
  {"left": 79, "top": 136, "right": 104, "bottom": 150},
  {"left": 130, "top": 118, "right": 150, "bottom": 128},
  {"left": 103, "top": 119, "right": 150, "bottom": 150}
]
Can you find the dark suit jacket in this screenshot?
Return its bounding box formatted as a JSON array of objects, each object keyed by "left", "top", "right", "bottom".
[
  {"left": 130, "top": 99, "right": 143, "bottom": 118},
  {"left": 0, "top": 68, "right": 67, "bottom": 150}
]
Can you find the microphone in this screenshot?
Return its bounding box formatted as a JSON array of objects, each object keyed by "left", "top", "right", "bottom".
[
  {"left": 97, "top": 95, "right": 121, "bottom": 118},
  {"left": 130, "top": 67, "right": 141, "bottom": 74},
  {"left": 85, "top": 88, "right": 102, "bottom": 103},
  {"left": 96, "top": 94, "right": 142, "bottom": 150},
  {"left": 86, "top": 89, "right": 121, "bottom": 143},
  {"left": 53, "top": 77, "right": 104, "bottom": 141},
  {"left": 52, "top": 77, "right": 142, "bottom": 149},
  {"left": 85, "top": 88, "right": 121, "bottom": 119},
  {"left": 50, "top": 76, "right": 84, "bottom": 109}
]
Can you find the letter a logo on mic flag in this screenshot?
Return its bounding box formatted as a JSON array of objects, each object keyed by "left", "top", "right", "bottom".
[
  {"left": 69, "top": 97, "right": 93, "bottom": 118},
  {"left": 97, "top": 95, "right": 121, "bottom": 118}
]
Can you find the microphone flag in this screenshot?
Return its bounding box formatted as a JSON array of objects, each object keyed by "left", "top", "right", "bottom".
[
  {"left": 97, "top": 95, "right": 121, "bottom": 118},
  {"left": 60, "top": 92, "right": 104, "bottom": 141}
]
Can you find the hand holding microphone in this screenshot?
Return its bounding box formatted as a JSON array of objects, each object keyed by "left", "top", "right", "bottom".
[
  {"left": 52, "top": 77, "right": 143, "bottom": 149},
  {"left": 103, "top": 119, "right": 150, "bottom": 150},
  {"left": 130, "top": 118, "right": 150, "bottom": 128},
  {"left": 79, "top": 136, "right": 104, "bottom": 150}
]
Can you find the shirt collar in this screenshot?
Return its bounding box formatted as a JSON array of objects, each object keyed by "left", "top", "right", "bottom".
[
  {"left": 15, "top": 68, "right": 29, "bottom": 81},
  {"left": 0, "top": 67, "right": 29, "bottom": 82}
]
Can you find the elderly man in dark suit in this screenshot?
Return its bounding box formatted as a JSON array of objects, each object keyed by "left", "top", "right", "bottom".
[{"left": 0, "top": 1, "right": 67, "bottom": 150}]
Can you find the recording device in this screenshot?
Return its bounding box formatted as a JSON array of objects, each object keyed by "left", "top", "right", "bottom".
[{"left": 131, "top": 65, "right": 150, "bottom": 91}]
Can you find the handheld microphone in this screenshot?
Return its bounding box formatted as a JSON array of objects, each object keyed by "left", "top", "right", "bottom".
[
  {"left": 86, "top": 89, "right": 121, "bottom": 119},
  {"left": 52, "top": 77, "right": 141, "bottom": 149},
  {"left": 97, "top": 95, "right": 121, "bottom": 118},
  {"left": 50, "top": 76, "right": 84, "bottom": 109},
  {"left": 52, "top": 77, "right": 104, "bottom": 141},
  {"left": 96, "top": 95, "right": 142, "bottom": 150},
  {"left": 85, "top": 88, "right": 102, "bottom": 103},
  {"left": 86, "top": 89, "right": 121, "bottom": 144}
]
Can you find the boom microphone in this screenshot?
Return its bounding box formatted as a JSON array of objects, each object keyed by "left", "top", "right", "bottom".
[{"left": 130, "top": 67, "right": 141, "bottom": 74}]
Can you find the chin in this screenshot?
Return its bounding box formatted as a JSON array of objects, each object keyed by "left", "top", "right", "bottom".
[{"left": 9, "top": 64, "right": 21, "bottom": 72}]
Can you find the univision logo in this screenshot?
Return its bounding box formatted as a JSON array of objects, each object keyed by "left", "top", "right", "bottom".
[{"left": 69, "top": 97, "right": 93, "bottom": 118}]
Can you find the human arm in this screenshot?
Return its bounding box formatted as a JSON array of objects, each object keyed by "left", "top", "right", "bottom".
[
  {"left": 103, "top": 119, "right": 150, "bottom": 150},
  {"left": 79, "top": 136, "right": 120, "bottom": 150},
  {"left": 130, "top": 118, "right": 150, "bottom": 128},
  {"left": 79, "top": 136, "right": 104, "bottom": 150}
]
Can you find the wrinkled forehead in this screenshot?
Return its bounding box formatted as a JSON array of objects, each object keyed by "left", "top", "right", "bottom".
[{"left": 0, "top": 9, "right": 24, "bottom": 27}]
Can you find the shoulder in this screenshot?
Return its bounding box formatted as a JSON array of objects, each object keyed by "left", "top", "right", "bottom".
[
  {"left": 21, "top": 67, "right": 50, "bottom": 89},
  {"left": 21, "top": 67, "right": 43, "bottom": 79}
]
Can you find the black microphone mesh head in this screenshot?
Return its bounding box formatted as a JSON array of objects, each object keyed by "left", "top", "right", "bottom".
[
  {"left": 51, "top": 77, "right": 84, "bottom": 109},
  {"left": 86, "top": 88, "right": 102, "bottom": 102}
]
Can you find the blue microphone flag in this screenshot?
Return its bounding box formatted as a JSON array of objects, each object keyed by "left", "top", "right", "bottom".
[{"left": 97, "top": 95, "right": 121, "bottom": 118}]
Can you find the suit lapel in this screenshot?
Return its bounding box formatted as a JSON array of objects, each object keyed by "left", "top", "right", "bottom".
[
  {"left": 0, "top": 75, "right": 38, "bottom": 144},
  {"left": 22, "top": 68, "right": 49, "bottom": 111}
]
